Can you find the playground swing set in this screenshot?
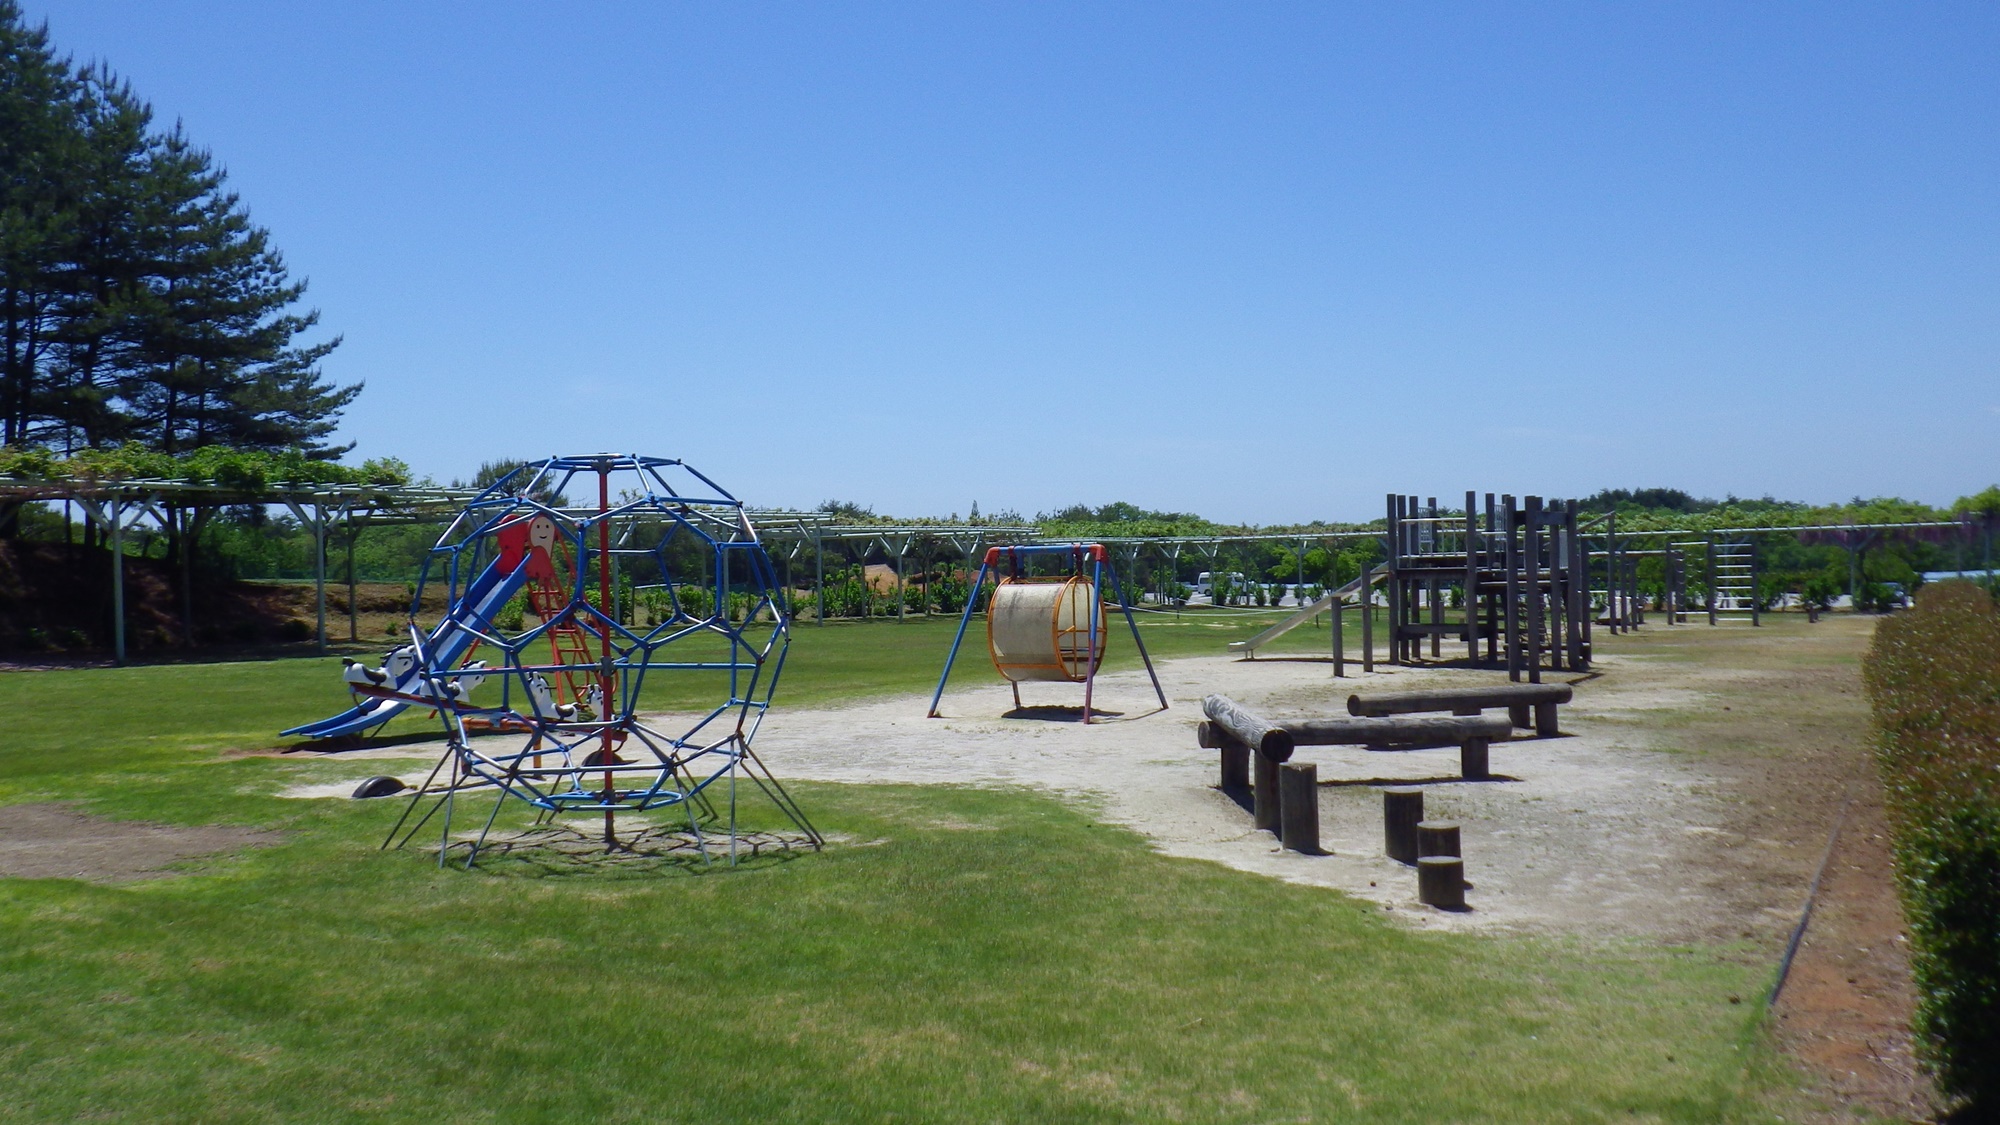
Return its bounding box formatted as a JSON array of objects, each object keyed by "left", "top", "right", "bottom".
[{"left": 927, "top": 543, "right": 1168, "bottom": 723}]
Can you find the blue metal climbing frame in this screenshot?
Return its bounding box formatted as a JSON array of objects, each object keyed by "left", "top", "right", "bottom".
[{"left": 354, "top": 453, "right": 817, "bottom": 866}]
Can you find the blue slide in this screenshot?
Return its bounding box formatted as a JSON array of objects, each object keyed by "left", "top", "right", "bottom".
[{"left": 281, "top": 557, "right": 528, "bottom": 740}]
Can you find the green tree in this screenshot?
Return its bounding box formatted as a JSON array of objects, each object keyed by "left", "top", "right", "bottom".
[{"left": 0, "top": 1, "right": 355, "bottom": 546}]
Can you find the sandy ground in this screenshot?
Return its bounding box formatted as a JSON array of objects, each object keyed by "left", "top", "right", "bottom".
[{"left": 708, "top": 653, "right": 1793, "bottom": 939}]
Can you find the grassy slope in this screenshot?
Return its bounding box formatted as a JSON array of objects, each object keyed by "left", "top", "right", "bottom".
[{"left": 0, "top": 618, "right": 1811, "bottom": 1123}]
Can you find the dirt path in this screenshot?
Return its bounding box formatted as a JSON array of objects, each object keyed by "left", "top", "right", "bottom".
[{"left": 0, "top": 803, "right": 279, "bottom": 883}]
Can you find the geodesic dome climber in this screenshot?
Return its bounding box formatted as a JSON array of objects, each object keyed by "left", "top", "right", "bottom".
[
  {"left": 927, "top": 543, "right": 1168, "bottom": 723},
  {"left": 284, "top": 453, "right": 817, "bottom": 866}
]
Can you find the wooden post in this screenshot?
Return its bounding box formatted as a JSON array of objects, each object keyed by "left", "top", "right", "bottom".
[
  {"left": 1392, "top": 492, "right": 1408, "bottom": 664},
  {"left": 1534, "top": 701, "right": 1560, "bottom": 737},
  {"left": 1524, "top": 496, "right": 1543, "bottom": 684},
  {"left": 1384, "top": 786, "right": 1423, "bottom": 863},
  {"left": 1253, "top": 750, "right": 1282, "bottom": 833},
  {"left": 1198, "top": 721, "right": 1250, "bottom": 792},
  {"left": 1484, "top": 493, "right": 1499, "bottom": 663},
  {"left": 1567, "top": 502, "right": 1587, "bottom": 667},
  {"left": 1464, "top": 489, "right": 1480, "bottom": 663},
  {"left": 1502, "top": 495, "right": 1520, "bottom": 682},
  {"left": 1221, "top": 742, "right": 1250, "bottom": 792},
  {"left": 1428, "top": 497, "right": 1441, "bottom": 660},
  {"left": 1360, "top": 564, "right": 1374, "bottom": 673},
  {"left": 1332, "top": 599, "right": 1344, "bottom": 678},
  {"left": 1279, "top": 762, "right": 1320, "bottom": 854},
  {"left": 1418, "top": 856, "right": 1467, "bottom": 909},
  {"left": 1417, "top": 820, "right": 1461, "bottom": 858},
  {"left": 1508, "top": 703, "right": 1531, "bottom": 729},
  {"left": 1460, "top": 736, "right": 1490, "bottom": 780}
]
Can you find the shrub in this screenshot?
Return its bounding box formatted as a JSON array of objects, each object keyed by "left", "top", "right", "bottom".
[
  {"left": 277, "top": 619, "right": 313, "bottom": 642},
  {"left": 493, "top": 592, "right": 526, "bottom": 632},
  {"left": 677, "top": 583, "right": 715, "bottom": 620},
  {"left": 932, "top": 573, "right": 969, "bottom": 615},
  {"left": 1863, "top": 580, "right": 2000, "bottom": 1112},
  {"left": 1802, "top": 571, "right": 1842, "bottom": 609}
]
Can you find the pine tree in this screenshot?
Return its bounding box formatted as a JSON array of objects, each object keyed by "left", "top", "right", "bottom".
[
  {"left": 0, "top": 1, "right": 355, "bottom": 466},
  {"left": 0, "top": 1, "right": 79, "bottom": 448}
]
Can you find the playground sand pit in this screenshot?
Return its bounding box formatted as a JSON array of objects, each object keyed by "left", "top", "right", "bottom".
[
  {"left": 0, "top": 803, "right": 279, "bottom": 883},
  {"left": 737, "top": 660, "right": 1733, "bottom": 939},
  {"left": 734, "top": 619, "right": 1873, "bottom": 944}
]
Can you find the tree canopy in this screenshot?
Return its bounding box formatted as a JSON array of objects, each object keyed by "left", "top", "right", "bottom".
[{"left": 0, "top": 2, "right": 354, "bottom": 460}]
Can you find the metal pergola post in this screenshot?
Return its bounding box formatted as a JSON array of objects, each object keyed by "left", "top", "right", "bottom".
[{"left": 110, "top": 495, "right": 126, "bottom": 665}]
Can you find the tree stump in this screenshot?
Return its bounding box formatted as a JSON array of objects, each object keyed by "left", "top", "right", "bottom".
[
  {"left": 1418, "top": 856, "right": 1466, "bottom": 909},
  {"left": 1416, "top": 820, "right": 1461, "bottom": 858},
  {"left": 1459, "top": 737, "right": 1490, "bottom": 781},
  {"left": 1279, "top": 762, "right": 1320, "bottom": 854},
  {"left": 1384, "top": 786, "right": 1423, "bottom": 863},
  {"left": 1253, "top": 749, "right": 1282, "bottom": 833}
]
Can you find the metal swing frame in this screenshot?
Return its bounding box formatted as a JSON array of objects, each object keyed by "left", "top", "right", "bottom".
[{"left": 926, "top": 542, "right": 1168, "bottom": 723}]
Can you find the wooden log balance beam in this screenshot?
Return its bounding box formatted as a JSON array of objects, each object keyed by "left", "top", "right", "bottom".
[
  {"left": 1278, "top": 714, "right": 1513, "bottom": 780},
  {"left": 1199, "top": 696, "right": 1295, "bottom": 835},
  {"left": 1202, "top": 705, "right": 1512, "bottom": 782},
  {"left": 1201, "top": 695, "right": 1295, "bottom": 762},
  {"left": 1346, "top": 682, "right": 1573, "bottom": 737}
]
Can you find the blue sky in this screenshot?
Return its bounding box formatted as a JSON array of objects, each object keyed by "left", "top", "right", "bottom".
[{"left": 29, "top": 2, "right": 2000, "bottom": 522}]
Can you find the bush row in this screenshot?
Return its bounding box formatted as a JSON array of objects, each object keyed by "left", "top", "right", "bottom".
[{"left": 1862, "top": 580, "right": 2000, "bottom": 1113}]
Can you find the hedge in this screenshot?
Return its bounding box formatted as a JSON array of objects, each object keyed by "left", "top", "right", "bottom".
[{"left": 1862, "top": 580, "right": 2000, "bottom": 1112}]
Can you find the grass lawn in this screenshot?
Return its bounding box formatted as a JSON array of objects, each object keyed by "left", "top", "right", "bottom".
[{"left": 0, "top": 622, "right": 1820, "bottom": 1122}]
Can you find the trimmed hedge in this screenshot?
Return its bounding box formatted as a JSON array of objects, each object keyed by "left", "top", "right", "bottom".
[{"left": 1863, "top": 581, "right": 2000, "bottom": 1112}]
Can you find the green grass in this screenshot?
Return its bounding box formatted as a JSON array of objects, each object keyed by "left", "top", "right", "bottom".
[{"left": 0, "top": 628, "right": 1815, "bottom": 1122}]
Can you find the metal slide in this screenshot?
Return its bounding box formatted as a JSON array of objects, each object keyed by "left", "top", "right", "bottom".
[
  {"left": 279, "top": 557, "right": 529, "bottom": 740},
  {"left": 1227, "top": 572, "right": 1370, "bottom": 657}
]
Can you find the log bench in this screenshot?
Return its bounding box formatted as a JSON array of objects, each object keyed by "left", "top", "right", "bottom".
[
  {"left": 1346, "top": 682, "right": 1572, "bottom": 737},
  {"left": 1201, "top": 695, "right": 1514, "bottom": 783}
]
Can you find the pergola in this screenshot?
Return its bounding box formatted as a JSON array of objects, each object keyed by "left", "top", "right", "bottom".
[
  {"left": 0, "top": 475, "right": 482, "bottom": 663},
  {"left": 5, "top": 471, "right": 1981, "bottom": 663}
]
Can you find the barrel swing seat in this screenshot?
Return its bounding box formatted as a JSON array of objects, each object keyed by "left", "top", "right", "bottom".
[{"left": 987, "top": 575, "right": 1107, "bottom": 684}]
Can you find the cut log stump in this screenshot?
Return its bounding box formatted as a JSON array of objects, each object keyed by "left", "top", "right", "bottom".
[
  {"left": 1279, "top": 762, "right": 1320, "bottom": 854},
  {"left": 1418, "top": 855, "right": 1467, "bottom": 909},
  {"left": 1384, "top": 786, "right": 1423, "bottom": 863},
  {"left": 1416, "top": 820, "right": 1461, "bottom": 858}
]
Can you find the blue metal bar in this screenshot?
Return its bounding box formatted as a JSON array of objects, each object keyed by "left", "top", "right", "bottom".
[{"left": 928, "top": 557, "right": 994, "bottom": 717}]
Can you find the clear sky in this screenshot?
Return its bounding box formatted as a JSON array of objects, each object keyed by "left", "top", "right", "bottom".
[{"left": 27, "top": 2, "right": 2000, "bottom": 523}]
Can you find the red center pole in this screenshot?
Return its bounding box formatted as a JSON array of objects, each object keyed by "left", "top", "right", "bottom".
[{"left": 598, "top": 465, "right": 615, "bottom": 847}]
